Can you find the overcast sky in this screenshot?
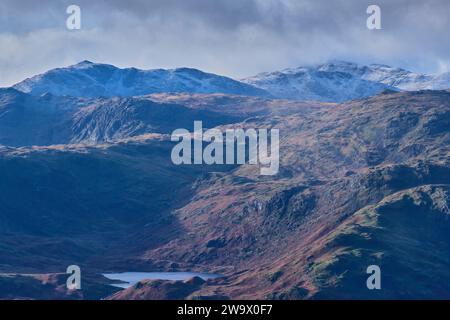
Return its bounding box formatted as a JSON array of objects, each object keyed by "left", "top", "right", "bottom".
[{"left": 0, "top": 0, "right": 449, "bottom": 87}]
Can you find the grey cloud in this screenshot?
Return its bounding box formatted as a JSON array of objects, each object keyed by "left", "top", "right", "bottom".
[{"left": 0, "top": 0, "right": 449, "bottom": 87}]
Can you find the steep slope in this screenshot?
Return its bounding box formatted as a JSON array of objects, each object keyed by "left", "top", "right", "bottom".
[
  {"left": 0, "top": 88, "right": 84, "bottom": 146},
  {"left": 0, "top": 90, "right": 449, "bottom": 299},
  {"left": 0, "top": 91, "right": 316, "bottom": 146},
  {"left": 243, "top": 61, "right": 450, "bottom": 102},
  {"left": 132, "top": 90, "right": 450, "bottom": 299},
  {"left": 13, "top": 61, "right": 269, "bottom": 98},
  {"left": 0, "top": 91, "right": 244, "bottom": 146},
  {"left": 308, "top": 184, "right": 450, "bottom": 299},
  {"left": 69, "top": 96, "right": 242, "bottom": 144}
]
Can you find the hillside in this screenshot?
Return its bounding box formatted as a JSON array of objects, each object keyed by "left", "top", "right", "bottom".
[{"left": 0, "top": 90, "right": 449, "bottom": 299}]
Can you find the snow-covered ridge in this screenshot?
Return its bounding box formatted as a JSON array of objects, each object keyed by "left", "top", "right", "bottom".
[
  {"left": 13, "top": 60, "right": 269, "bottom": 98},
  {"left": 11, "top": 60, "right": 450, "bottom": 102},
  {"left": 242, "top": 60, "right": 450, "bottom": 102}
]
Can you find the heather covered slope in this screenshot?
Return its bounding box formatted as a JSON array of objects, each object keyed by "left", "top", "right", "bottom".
[
  {"left": 309, "top": 184, "right": 450, "bottom": 299},
  {"left": 0, "top": 137, "right": 235, "bottom": 274},
  {"left": 0, "top": 90, "right": 449, "bottom": 299},
  {"left": 133, "top": 90, "right": 450, "bottom": 299}
]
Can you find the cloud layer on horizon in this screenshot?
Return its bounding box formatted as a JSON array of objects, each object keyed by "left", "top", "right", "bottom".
[{"left": 1, "top": 0, "right": 449, "bottom": 87}]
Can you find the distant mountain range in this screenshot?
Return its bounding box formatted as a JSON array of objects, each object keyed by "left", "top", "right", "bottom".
[
  {"left": 11, "top": 60, "right": 450, "bottom": 102},
  {"left": 242, "top": 60, "right": 450, "bottom": 101},
  {"left": 1, "top": 60, "right": 450, "bottom": 300},
  {"left": 12, "top": 60, "right": 269, "bottom": 98}
]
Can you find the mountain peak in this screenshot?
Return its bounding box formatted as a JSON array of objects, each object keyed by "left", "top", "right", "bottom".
[
  {"left": 71, "top": 60, "right": 96, "bottom": 68},
  {"left": 369, "top": 63, "right": 393, "bottom": 68},
  {"left": 317, "top": 60, "right": 359, "bottom": 72},
  {"left": 12, "top": 62, "right": 269, "bottom": 98},
  {"left": 69, "top": 60, "right": 117, "bottom": 70},
  {"left": 10, "top": 60, "right": 450, "bottom": 102},
  {"left": 322, "top": 59, "right": 358, "bottom": 66},
  {"left": 242, "top": 61, "right": 450, "bottom": 102},
  {"left": 78, "top": 60, "right": 94, "bottom": 65}
]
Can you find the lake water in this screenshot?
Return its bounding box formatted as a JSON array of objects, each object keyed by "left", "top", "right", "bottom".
[{"left": 103, "top": 272, "right": 222, "bottom": 289}]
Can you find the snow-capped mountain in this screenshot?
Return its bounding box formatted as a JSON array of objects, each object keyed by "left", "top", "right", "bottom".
[
  {"left": 13, "top": 61, "right": 269, "bottom": 98},
  {"left": 242, "top": 60, "right": 450, "bottom": 102},
  {"left": 11, "top": 60, "right": 450, "bottom": 103}
]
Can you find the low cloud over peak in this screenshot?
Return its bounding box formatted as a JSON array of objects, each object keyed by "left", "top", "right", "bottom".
[{"left": 1, "top": 0, "right": 449, "bottom": 87}]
